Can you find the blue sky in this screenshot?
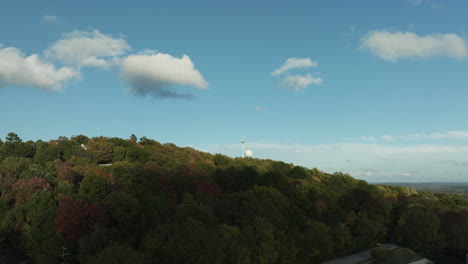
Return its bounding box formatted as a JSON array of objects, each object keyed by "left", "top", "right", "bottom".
[{"left": 1, "top": 0, "right": 468, "bottom": 182}]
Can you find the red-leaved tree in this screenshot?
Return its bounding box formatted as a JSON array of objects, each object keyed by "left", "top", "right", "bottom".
[
  {"left": 55, "top": 196, "right": 109, "bottom": 241},
  {"left": 10, "top": 176, "right": 52, "bottom": 206}
]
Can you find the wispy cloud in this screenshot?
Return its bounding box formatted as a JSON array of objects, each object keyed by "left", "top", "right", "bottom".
[
  {"left": 271, "top": 57, "right": 323, "bottom": 92},
  {"left": 442, "top": 160, "right": 468, "bottom": 167},
  {"left": 402, "top": 131, "right": 468, "bottom": 140},
  {"left": 255, "top": 105, "right": 267, "bottom": 112},
  {"left": 407, "top": 0, "right": 444, "bottom": 10},
  {"left": 361, "top": 30, "right": 467, "bottom": 61},
  {"left": 407, "top": 0, "right": 426, "bottom": 6},
  {"left": 271, "top": 57, "right": 317, "bottom": 76},
  {"left": 121, "top": 51, "right": 208, "bottom": 98},
  {"left": 0, "top": 45, "right": 79, "bottom": 91},
  {"left": 380, "top": 135, "right": 396, "bottom": 141},
  {"left": 279, "top": 74, "right": 323, "bottom": 91},
  {"left": 41, "top": 15, "right": 63, "bottom": 25},
  {"left": 361, "top": 130, "right": 468, "bottom": 142}
]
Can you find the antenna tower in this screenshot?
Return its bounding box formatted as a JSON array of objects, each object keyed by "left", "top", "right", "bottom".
[{"left": 241, "top": 136, "right": 245, "bottom": 157}]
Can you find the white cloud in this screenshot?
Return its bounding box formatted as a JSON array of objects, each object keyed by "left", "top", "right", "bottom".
[
  {"left": 0, "top": 45, "right": 79, "bottom": 91},
  {"left": 407, "top": 0, "right": 425, "bottom": 6},
  {"left": 407, "top": 0, "right": 444, "bottom": 10},
  {"left": 255, "top": 105, "right": 267, "bottom": 112},
  {"left": 361, "top": 130, "right": 468, "bottom": 142},
  {"left": 405, "top": 130, "right": 468, "bottom": 140},
  {"left": 41, "top": 15, "right": 63, "bottom": 25},
  {"left": 271, "top": 57, "right": 318, "bottom": 76},
  {"left": 280, "top": 74, "right": 323, "bottom": 91},
  {"left": 1, "top": 29, "right": 209, "bottom": 97},
  {"left": 271, "top": 57, "right": 323, "bottom": 92},
  {"left": 46, "top": 30, "right": 131, "bottom": 68},
  {"left": 381, "top": 135, "right": 396, "bottom": 141},
  {"left": 443, "top": 160, "right": 468, "bottom": 167},
  {"left": 362, "top": 30, "right": 467, "bottom": 61},
  {"left": 360, "top": 136, "right": 377, "bottom": 142},
  {"left": 121, "top": 51, "right": 208, "bottom": 98}
]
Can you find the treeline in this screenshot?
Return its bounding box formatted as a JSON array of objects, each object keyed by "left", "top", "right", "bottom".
[{"left": 0, "top": 132, "right": 467, "bottom": 263}]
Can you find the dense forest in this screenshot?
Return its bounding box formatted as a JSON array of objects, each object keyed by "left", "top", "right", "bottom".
[{"left": 0, "top": 132, "right": 467, "bottom": 263}]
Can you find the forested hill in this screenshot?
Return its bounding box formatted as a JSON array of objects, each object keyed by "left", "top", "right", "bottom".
[{"left": 0, "top": 132, "right": 467, "bottom": 264}]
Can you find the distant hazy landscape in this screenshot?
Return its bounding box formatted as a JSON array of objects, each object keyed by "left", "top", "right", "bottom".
[{"left": 379, "top": 183, "right": 468, "bottom": 198}]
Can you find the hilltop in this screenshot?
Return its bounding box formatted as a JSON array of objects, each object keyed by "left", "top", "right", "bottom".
[{"left": 0, "top": 133, "right": 467, "bottom": 263}]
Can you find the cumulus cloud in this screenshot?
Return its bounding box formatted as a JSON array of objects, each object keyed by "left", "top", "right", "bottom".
[
  {"left": 362, "top": 30, "right": 467, "bottom": 61},
  {"left": 121, "top": 51, "right": 208, "bottom": 98},
  {"left": 0, "top": 45, "right": 79, "bottom": 91},
  {"left": 280, "top": 74, "right": 323, "bottom": 91},
  {"left": 46, "top": 30, "right": 131, "bottom": 68},
  {"left": 0, "top": 28, "right": 209, "bottom": 98},
  {"left": 271, "top": 57, "right": 318, "bottom": 76}
]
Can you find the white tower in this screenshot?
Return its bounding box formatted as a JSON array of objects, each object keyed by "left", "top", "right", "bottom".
[{"left": 241, "top": 136, "right": 245, "bottom": 157}]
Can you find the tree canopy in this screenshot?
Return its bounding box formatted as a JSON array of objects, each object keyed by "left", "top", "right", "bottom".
[{"left": 0, "top": 132, "right": 467, "bottom": 263}]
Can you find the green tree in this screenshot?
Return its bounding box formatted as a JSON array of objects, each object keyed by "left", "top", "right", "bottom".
[
  {"left": 260, "top": 171, "right": 289, "bottom": 191},
  {"left": 88, "top": 244, "right": 148, "bottom": 264},
  {"left": 33, "top": 141, "right": 54, "bottom": 165},
  {"left": 78, "top": 174, "right": 109, "bottom": 203},
  {"left": 0, "top": 135, "right": 35, "bottom": 159},
  {"left": 110, "top": 162, "right": 145, "bottom": 197},
  {"left": 55, "top": 180, "right": 75, "bottom": 198},
  {"left": 240, "top": 217, "right": 280, "bottom": 264},
  {"left": 141, "top": 216, "right": 222, "bottom": 264},
  {"left": 213, "top": 154, "right": 230, "bottom": 166},
  {"left": 21, "top": 190, "right": 63, "bottom": 264},
  {"left": 440, "top": 209, "right": 468, "bottom": 256},
  {"left": 71, "top": 135, "right": 89, "bottom": 145},
  {"left": 103, "top": 192, "right": 144, "bottom": 244},
  {"left": 268, "top": 161, "right": 292, "bottom": 176},
  {"left": 0, "top": 157, "right": 32, "bottom": 178},
  {"left": 138, "top": 137, "right": 159, "bottom": 146},
  {"left": 6, "top": 132, "right": 20, "bottom": 143},
  {"left": 296, "top": 221, "right": 333, "bottom": 263},
  {"left": 124, "top": 145, "right": 149, "bottom": 163},
  {"left": 214, "top": 166, "right": 261, "bottom": 193},
  {"left": 288, "top": 166, "right": 309, "bottom": 179},
  {"left": 87, "top": 140, "right": 114, "bottom": 164},
  {"left": 396, "top": 204, "right": 441, "bottom": 253},
  {"left": 77, "top": 227, "right": 108, "bottom": 263}
]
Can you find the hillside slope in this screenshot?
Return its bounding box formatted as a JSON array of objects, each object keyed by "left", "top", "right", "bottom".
[{"left": 0, "top": 133, "right": 467, "bottom": 263}]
